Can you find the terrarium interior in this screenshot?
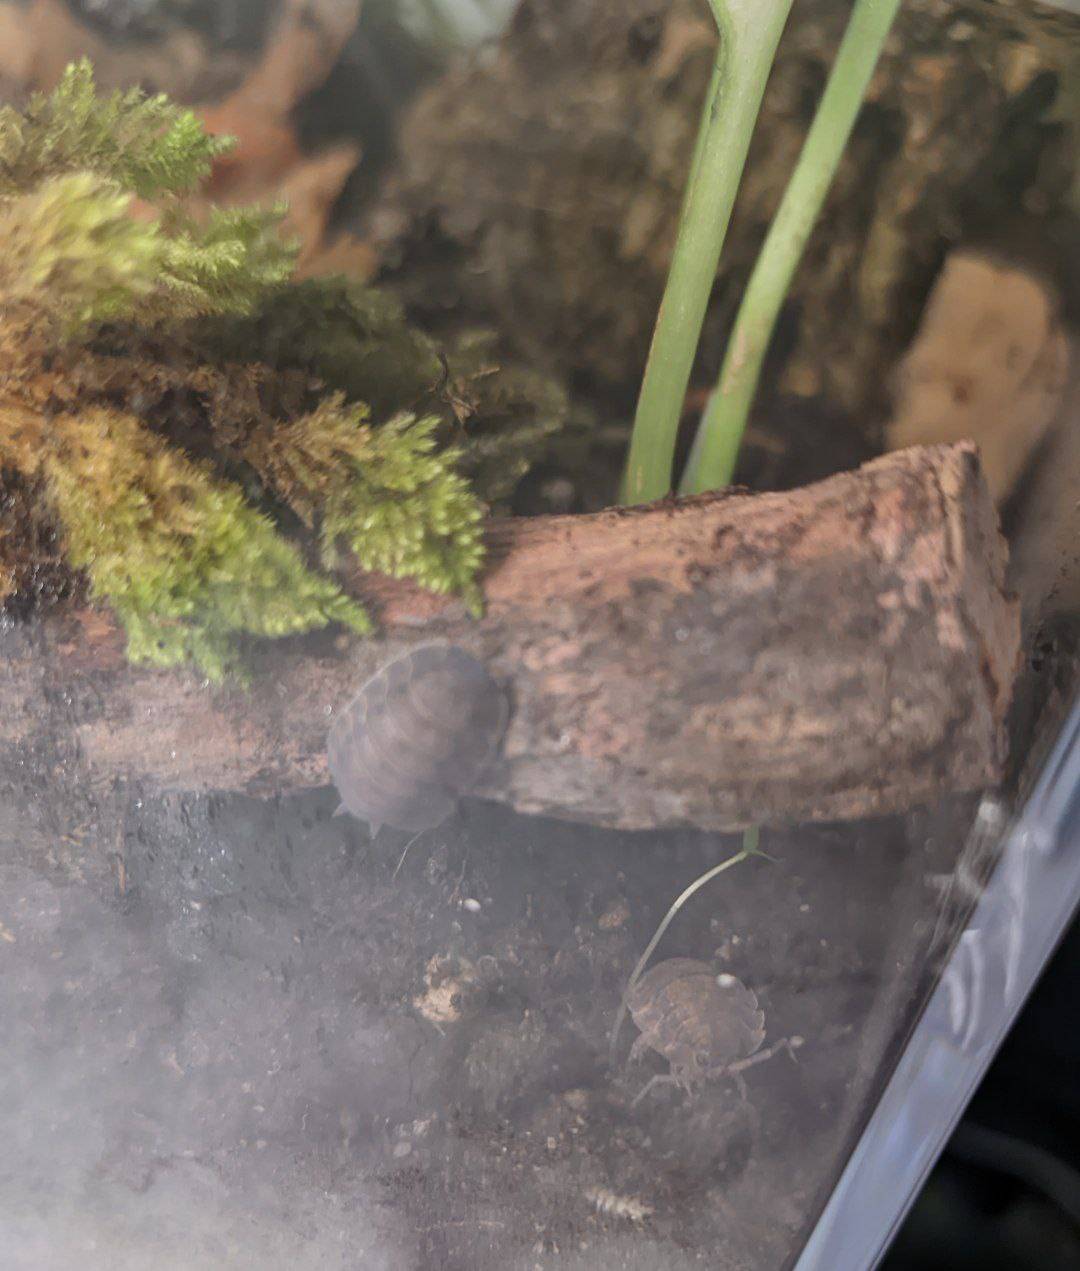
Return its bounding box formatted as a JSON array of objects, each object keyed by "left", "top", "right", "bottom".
[{"left": 0, "top": 1, "right": 1077, "bottom": 1269}]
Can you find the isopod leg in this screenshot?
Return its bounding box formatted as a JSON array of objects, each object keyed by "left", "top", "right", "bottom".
[
  {"left": 631, "top": 1073, "right": 680, "bottom": 1109},
  {"left": 725, "top": 1035, "right": 805, "bottom": 1080}
]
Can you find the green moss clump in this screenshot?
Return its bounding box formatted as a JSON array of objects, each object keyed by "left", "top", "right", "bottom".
[
  {"left": 153, "top": 203, "right": 295, "bottom": 322},
  {"left": 196, "top": 285, "right": 572, "bottom": 507},
  {"left": 0, "top": 57, "right": 296, "bottom": 339},
  {"left": 0, "top": 61, "right": 498, "bottom": 681},
  {"left": 249, "top": 397, "right": 484, "bottom": 609},
  {"left": 0, "top": 172, "right": 292, "bottom": 334},
  {"left": 0, "top": 59, "right": 228, "bottom": 199},
  {"left": 0, "top": 173, "right": 161, "bottom": 331},
  {"left": 45, "top": 409, "right": 370, "bottom": 681}
]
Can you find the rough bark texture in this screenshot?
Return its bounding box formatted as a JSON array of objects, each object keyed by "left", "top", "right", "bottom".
[{"left": 0, "top": 443, "right": 1018, "bottom": 831}]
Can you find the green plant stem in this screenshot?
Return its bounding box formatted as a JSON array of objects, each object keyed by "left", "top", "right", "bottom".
[
  {"left": 619, "top": 0, "right": 795, "bottom": 505},
  {"left": 608, "top": 826, "right": 761, "bottom": 1067},
  {"left": 679, "top": 0, "right": 903, "bottom": 495}
]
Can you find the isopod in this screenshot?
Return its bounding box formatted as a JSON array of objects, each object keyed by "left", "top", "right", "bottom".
[
  {"left": 327, "top": 644, "right": 508, "bottom": 833},
  {"left": 584, "top": 1187, "right": 653, "bottom": 1223},
  {"left": 627, "top": 958, "right": 801, "bottom": 1105}
]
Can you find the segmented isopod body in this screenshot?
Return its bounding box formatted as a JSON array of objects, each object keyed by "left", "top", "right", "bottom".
[
  {"left": 627, "top": 958, "right": 766, "bottom": 1089},
  {"left": 584, "top": 1187, "right": 653, "bottom": 1224},
  {"left": 327, "top": 644, "right": 508, "bottom": 833}
]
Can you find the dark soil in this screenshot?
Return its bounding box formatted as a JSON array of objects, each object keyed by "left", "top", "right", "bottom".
[{"left": 1, "top": 766, "right": 974, "bottom": 1270}]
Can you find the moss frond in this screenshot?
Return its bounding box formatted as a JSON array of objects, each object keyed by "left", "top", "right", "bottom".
[
  {"left": 248, "top": 397, "right": 485, "bottom": 610},
  {"left": 0, "top": 173, "right": 294, "bottom": 334},
  {"left": 0, "top": 60, "right": 292, "bottom": 335},
  {"left": 0, "top": 173, "right": 162, "bottom": 331},
  {"left": 153, "top": 203, "right": 296, "bottom": 320},
  {"left": 43, "top": 408, "right": 370, "bottom": 681},
  {"left": 0, "top": 59, "right": 231, "bottom": 200}
]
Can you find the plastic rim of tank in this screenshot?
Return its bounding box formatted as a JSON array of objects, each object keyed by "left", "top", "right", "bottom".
[{"left": 791, "top": 697, "right": 1080, "bottom": 1271}]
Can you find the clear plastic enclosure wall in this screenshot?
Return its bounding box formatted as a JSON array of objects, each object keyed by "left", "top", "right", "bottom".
[{"left": 0, "top": 2, "right": 1076, "bottom": 1270}]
